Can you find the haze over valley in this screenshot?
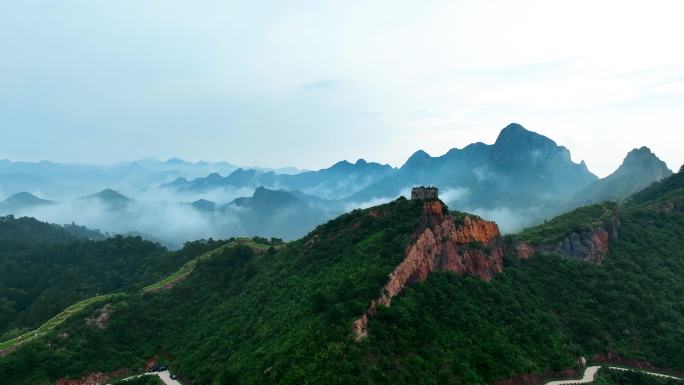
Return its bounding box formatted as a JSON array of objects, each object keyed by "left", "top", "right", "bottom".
[{"left": 1, "top": 2, "right": 683, "bottom": 385}]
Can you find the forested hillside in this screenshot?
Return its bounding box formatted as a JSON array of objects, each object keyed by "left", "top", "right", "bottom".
[
  {"left": 0, "top": 216, "right": 226, "bottom": 340},
  {"left": 0, "top": 171, "right": 682, "bottom": 385}
]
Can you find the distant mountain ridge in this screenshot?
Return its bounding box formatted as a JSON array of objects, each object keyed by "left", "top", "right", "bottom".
[
  {"left": 0, "top": 192, "right": 55, "bottom": 214},
  {"left": 338, "top": 124, "right": 598, "bottom": 230},
  {"left": 81, "top": 189, "right": 133, "bottom": 211},
  {"left": 0, "top": 157, "right": 303, "bottom": 199},
  {"left": 164, "top": 159, "right": 395, "bottom": 200},
  {"left": 569, "top": 146, "right": 673, "bottom": 207},
  {"left": 0, "top": 124, "right": 675, "bottom": 241}
]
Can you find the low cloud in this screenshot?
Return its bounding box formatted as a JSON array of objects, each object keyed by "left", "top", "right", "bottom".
[
  {"left": 439, "top": 187, "right": 469, "bottom": 206},
  {"left": 467, "top": 206, "right": 542, "bottom": 234}
]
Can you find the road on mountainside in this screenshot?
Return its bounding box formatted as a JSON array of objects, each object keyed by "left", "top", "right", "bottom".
[
  {"left": 609, "top": 366, "right": 682, "bottom": 381},
  {"left": 109, "top": 370, "right": 181, "bottom": 385},
  {"left": 156, "top": 370, "right": 183, "bottom": 385},
  {"left": 546, "top": 366, "right": 601, "bottom": 385},
  {"left": 544, "top": 365, "right": 682, "bottom": 385}
]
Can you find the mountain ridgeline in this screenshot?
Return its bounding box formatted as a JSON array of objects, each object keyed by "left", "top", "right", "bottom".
[
  {"left": 569, "top": 146, "right": 673, "bottom": 207},
  {"left": 0, "top": 124, "right": 675, "bottom": 243},
  {"left": 0, "top": 215, "right": 227, "bottom": 342},
  {"left": 1, "top": 167, "right": 683, "bottom": 385}
]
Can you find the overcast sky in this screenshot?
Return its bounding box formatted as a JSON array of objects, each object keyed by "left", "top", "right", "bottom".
[{"left": 1, "top": 0, "right": 683, "bottom": 177}]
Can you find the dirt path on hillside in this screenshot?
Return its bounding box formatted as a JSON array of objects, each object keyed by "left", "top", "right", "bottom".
[
  {"left": 545, "top": 366, "right": 601, "bottom": 385},
  {"left": 109, "top": 370, "right": 181, "bottom": 385},
  {"left": 544, "top": 366, "right": 682, "bottom": 385}
]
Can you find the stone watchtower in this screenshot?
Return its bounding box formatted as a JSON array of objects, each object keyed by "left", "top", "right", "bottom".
[{"left": 411, "top": 186, "right": 438, "bottom": 200}]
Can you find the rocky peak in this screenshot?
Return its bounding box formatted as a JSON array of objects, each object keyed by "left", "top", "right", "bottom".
[
  {"left": 401, "top": 150, "right": 432, "bottom": 170},
  {"left": 353, "top": 200, "right": 503, "bottom": 339},
  {"left": 491, "top": 123, "right": 569, "bottom": 163},
  {"left": 616, "top": 147, "right": 672, "bottom": 179},
  {"left": 514, "top": 214, "right": 620, "bottom": 263}
]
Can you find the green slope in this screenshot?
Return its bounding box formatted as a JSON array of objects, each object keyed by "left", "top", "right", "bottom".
[
  {"left": 594, "top": 368, "right": 681, "bottom": 385},
  {"left": 1, "top": 171, "right": 683, "bottom": 385}
]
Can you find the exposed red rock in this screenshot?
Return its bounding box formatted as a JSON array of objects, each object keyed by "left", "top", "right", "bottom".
[
  {"left": 592, "top": 353, "right": 684, "bottom": 378},
  {"left": 145, "top": 356, "right": 159, "bottom": 371},
  {"left": 0, "top": 346, "right": 15, "bottom": 357},
  {"left": 491, "top": 368, "right": 579, "bottom": 385},
  {"left": 86, "top": 304, "right": 111, "bottom": 329},
  {"left": 56, "top": 372, "right": 109, "bottom": 385},
  {"left": 514, "top": 241, "right": 536, "bottom": 259},
  {"left": 354, "top": 200, "right": 504, "bottom": 339},
  {"left": 513, "top": 218, "right": 619, "bottom": 264}
]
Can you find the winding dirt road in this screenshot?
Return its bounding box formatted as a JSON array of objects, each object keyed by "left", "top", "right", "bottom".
[
  {"left": 110, "top": 370, "right": 181, "bottom": 385},
  {"left": 546, "top": 366, "right": 601, "bottom": 385},
  {"left": 544, "top": 365, "right": 682, "bottom": 385}
]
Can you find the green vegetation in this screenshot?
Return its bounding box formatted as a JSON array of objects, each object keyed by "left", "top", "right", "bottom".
[
  {"left": 0, "top": 171, "right": 683, "bottom": 385},
  {"left": 0, "top": 293, "right": 122, "bottom": 351},
  {"left": 142, "top": 237, "right": 273, "bottom": 292},
  {"left": 0, "top": 215, "right": 103, "bottom": 243},
  {"left": 0, "top": 215, "right": 228, "bottom": 339},
  {"left": 511, "top": 202, "right": 618, "bottom": 244},
  {"left": 594, "top": 368, "right": 682, "bottom": 385},
  {"left": 625, "top": 169, "right": 684, "bottom": 209}
]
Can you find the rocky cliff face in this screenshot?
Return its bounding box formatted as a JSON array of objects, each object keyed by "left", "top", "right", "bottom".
[
  {"left": 353, "top": 200, "right": 503, "bottom": 339},
  {"left": 514, "top": 218, "right": 620, "bottom": 264},
  {"left": 56, "top": 372, "right": 113, "bottom": 385}
]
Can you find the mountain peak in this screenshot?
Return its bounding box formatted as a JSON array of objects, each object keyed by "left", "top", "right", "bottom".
[
  {"left": 400, "top": 150, "right": 432, "bottom": 171},
  {"left": 494, "top": 123, "right": 549, "bottom": 146},
  {"left": 623, "top": 146, "right": 657, "bottom": 162},
  {"left": 618, "top": 147, "right": 671, "bottom": 176},
  {"left": 330, "top": 160, "right": 353, "bottom": 169},
  {"left": 409, "top": 149, "right": 430, "bottom": 159},
  {"left": 87, "top": 189, "right": 132, "bottom": 202},
  {"left": 5, "top": 191, "right": 39, "bottom": 201},
  {"left": 491, "top": 123, "right": 569, "bottom": 165},
  {"left": 1, "top": 192, "right": 55, "bottom": 206},
  {"left": 164, "top": 157, "right": 187, "bottom": 164}
]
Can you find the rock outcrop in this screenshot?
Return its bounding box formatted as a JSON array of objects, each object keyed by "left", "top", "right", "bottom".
[
  {"left": 353, "top": 200, "right": 503, "bottom": 339},
  {"left": 57, "top": 372, "right": 109, "bottom": 385},
  {"left": 592, "top": 353, "right": 684, "bottom": 378},
  {"left": 514, "top": 217, "right": 620, "bottom": 264},
  {"left": 492, "top": 368, "right": 580, "bottom": 385}
]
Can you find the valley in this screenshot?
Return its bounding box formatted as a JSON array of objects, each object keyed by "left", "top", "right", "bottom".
[
  {"left": 4, "top": 3, "right": 683, "bottom": 384},
  {"left": 0, "top": 168, "right": 682, "bottom": 384}
]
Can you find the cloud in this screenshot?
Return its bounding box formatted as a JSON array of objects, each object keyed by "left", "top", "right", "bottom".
[
  {"left": 467, "top": 206, "right": 544, "bottom": 234},
  {"left": 439, "top": 187, "right": 469, "bottom": 205},
  {"left": 298, "top": 80, "right": 340, "bottom": 91}
]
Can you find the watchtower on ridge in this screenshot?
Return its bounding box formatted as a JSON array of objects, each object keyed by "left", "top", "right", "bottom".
[{"left": 411, "top": 186, "right": 438, "bottom": 200}]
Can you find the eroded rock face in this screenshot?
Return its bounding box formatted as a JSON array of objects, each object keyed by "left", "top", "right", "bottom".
[
  {"left": 514, "top": 218, "right": 619, "bottom": 264},
  {"left": 491, "top": 368, "right": 579, "bottom": 385},
  {"left": 86, "top": 304, "right": 111, "bottom": 329},
  {"left": 354, "top": 200, "right": 503, "bottom": 339},
  {"left": 56, "top": 372, "right": 109, "bottom": 385}
]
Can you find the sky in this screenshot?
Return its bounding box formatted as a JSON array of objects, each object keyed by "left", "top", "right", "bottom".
[{"left": 1, "top": 0, "right": 683, "bottom": 177}]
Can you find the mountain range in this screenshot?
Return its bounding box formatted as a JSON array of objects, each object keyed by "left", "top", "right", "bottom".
[
  {"left": 1, "top": 162, "right": 682, "bottom": 385},
  {"left": 0, "top": 124, "right": 675, "bottom": 243},
  {"left": 0, "top": 158, "right": 303, "bottom": 200}
]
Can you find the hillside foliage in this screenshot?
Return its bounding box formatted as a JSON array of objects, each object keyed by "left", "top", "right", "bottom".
[
  {"left": 0, "top": 215, "right": 227, "bottom": 339},
  {"left": 0, "top": 171, "right": 683, "bottom": 385}
]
